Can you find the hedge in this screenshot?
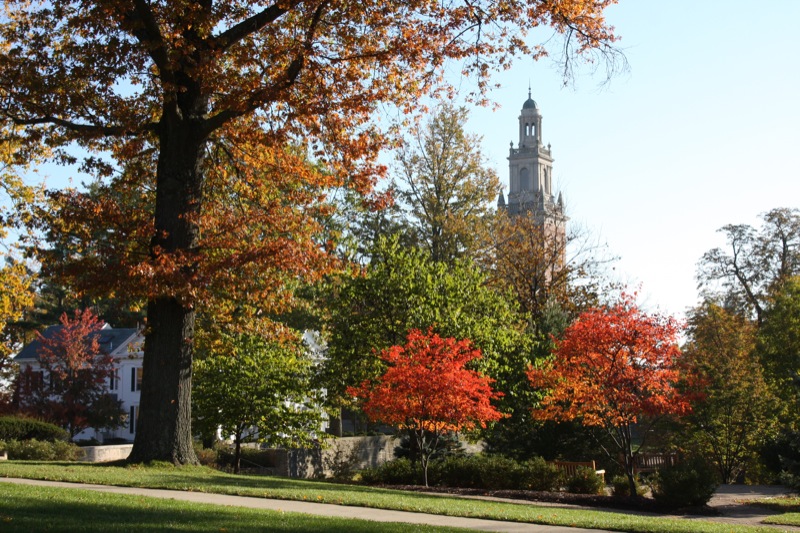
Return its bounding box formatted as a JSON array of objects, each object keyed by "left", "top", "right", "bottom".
[{"left": 0, "top": 416, "right": 68, "bottom": 442}]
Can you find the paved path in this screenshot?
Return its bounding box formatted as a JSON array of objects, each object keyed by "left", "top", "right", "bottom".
[
  {"left": 3, "top": 477, "right": 798, "bottom": 531},
  {"left": 0, "top": 477, "right": 608, "bottom": 532}
]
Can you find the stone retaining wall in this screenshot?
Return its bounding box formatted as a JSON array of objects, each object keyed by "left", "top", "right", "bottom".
[
  {"left": 263, "top": 435, "right": 398, "bottom": 478},
  {"left": 79, "top": 444, "right": 133, "bottom": 462}
]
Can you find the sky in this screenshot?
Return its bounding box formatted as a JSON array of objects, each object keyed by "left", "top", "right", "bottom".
[
  {"left": 457, "top": 0, "right": 800, "bottom": 318},
  {"left": 24, "top": 1, "right": 799, "bottom": 321}
]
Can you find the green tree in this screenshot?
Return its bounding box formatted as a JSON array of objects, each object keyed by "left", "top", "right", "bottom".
[
  {"left": 395, "top": 103, "right": 500, "bottom": 264},
  {"left": 699, "top": 208, "right": 800, "bottom": 325},
  {"left": 0, "top": 0, "right": 618, "bottom": 463},
  {"left": 681, "top": 302, "right": 778, "bottom": 483},
  {"left": 193, "top": 330, "right": 323, "bottom": 474},
  {"left": 757, "top": 276, "right": 800, "bottom": 415},
  {"left": 320, "top": 235, "right": 528, "bottom": 427}
]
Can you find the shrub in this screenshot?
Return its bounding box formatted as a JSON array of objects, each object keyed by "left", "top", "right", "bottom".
[
  {"left": 359, "top": 455, "right": 565, "bottom": 491},
  {"left": 566, "top": 466, "right": 605, "bottom": 494},
  {"left": 359, "top": 458, "right": 419, "bottom": 485},
  {"left": 0, "top": 416, "right": 68, "bottom": 442},
  {"left": 0, "top": 439, "right": 83, "bottom": 460},
  {"left": 771, "top": 429, "right": 800, "bottom": 491},
  {"left": 651, "top": 457, "right": 719, "bottom": 508},
  {"left": 433, "top": 454, "right": 521, "bottom": 489},
  {"left": 611, "top": 474, "right": 648, "bottom": 497},
  {"left": 520, "top": 457, "right": 564, "bottom": 492},
  {"left": 194, "top": 446, "right": 219, "bottom": 467}
]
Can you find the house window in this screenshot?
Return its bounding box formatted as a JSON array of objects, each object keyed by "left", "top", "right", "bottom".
[
  {"left": 109, "top": 371, "right": 118, "bottom": 391},
  {"left": 129, "top": 405, "right": 138, "bottom": 434},
  {"left": 131, "top": 367, "right": 143, "bottom": 392}
]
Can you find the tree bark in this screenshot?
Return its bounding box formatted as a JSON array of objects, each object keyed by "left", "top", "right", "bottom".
[
  {"left": 129, "top": 298, "right": 197, "bottom": 464},
  {"left": 234, "top": 433, "right": 242, "bottom": 474},
  {"left": 128, "top": 96, "right": 207, "bottom": 464}
]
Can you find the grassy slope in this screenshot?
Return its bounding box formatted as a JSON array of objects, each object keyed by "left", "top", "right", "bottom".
[
  {"left": 763, "top": 513, "right": 800, "bottom": 527},
  {"left": 0, "top": 462, "right": 785, "bottom": 533},
  {"left": 0, "top": 483, "right": 466, "bottom": 533}
]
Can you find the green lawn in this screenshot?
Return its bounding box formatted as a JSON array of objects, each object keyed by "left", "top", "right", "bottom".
[
  {"left": 746, "top": 496, "right": 800, "bottom": 513},
  {"left": 763, "top": 513, "right": 800, "bottom": 527},
  {"left": 0, "top": 482, "right": 465, "bottom": 532},
  {"left": 0, "top": 461, "right": 785, "bottom": 533}
]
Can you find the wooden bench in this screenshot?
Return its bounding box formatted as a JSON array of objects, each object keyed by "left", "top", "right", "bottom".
[
  {"left": 632, "top": 453, "right": 678, "bottom": 475},
  {"left": 549, "top": 460, "right": 605, "bottom": 483}
]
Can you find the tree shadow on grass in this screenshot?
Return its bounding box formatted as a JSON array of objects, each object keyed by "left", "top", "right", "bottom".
[{"left": 1, "top": 484, "right": 449, "bottom": 533}]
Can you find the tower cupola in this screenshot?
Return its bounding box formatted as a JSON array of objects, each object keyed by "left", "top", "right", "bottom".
[{"left": 502, "top": 89, "right": 556, "bottom": 216}]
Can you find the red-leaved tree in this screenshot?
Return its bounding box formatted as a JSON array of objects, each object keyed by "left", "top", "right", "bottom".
[
  {"left": 349, "top": 328, "right": 504, "bottom": 486},
  {"left": 528, "top": 294, "right": 689, "bottom": 496},
  {"left": 19, "top": 309, "right": 125, "bottom": 439}
]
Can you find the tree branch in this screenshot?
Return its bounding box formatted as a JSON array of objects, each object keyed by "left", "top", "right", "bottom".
[
  {"left": 120, "top": 0, "right": 175, "bottom": 87},
  {"left": 203, "top": 2, "right": 327, "bottom": 135},
  {"left": 210, "top": 0, "right": 301, "bottom": 53},
  {"left": 7, "top": 114, "right": 157, "bottom": 138}
]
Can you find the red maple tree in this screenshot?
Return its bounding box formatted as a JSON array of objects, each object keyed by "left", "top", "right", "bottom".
[
  {"left": 18, "top": 309, "right": 124, "bottom": 439},
  {"left": 349, "top": 328, "right": 504, "bottom": 486},
  {"left": 0, "top": 0, "right": 620, "bottom": 463},
  {"left": 528, "top": 294, "right": 690, "bottom": 495}
]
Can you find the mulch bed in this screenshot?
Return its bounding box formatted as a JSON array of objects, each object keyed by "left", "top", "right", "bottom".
[{"left": 379, "top": 484, "right": 715, "bottom": 515}]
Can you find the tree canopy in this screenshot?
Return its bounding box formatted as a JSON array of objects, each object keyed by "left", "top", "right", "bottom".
[
  {"left": 17, "top": 309, "right": 125, "bottom": 438},
  {"left": 394, "top": 103, "right": 500, "bottom": 264},
  {"left": 0, "top": 0, "right": 620, "bottom": 463},
  {"left": 529, "top": 294, "right": 688, "bottom": 494},
  {"left": 698, "top": 207, "right": 800, "bottom": 324},
  {"left": 680, "top": 302, "right": 778, "bottom": 483},
  {"left": 349, "top": 328, "right": 504, "bottom": 486}
]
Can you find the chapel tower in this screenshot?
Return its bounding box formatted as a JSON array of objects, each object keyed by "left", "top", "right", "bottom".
[
  {"left": 497, "top": 89, "right": 566, "bottom": 231},
  {"left": 497, "top": 88, "right": 567, "bottom": 262}
]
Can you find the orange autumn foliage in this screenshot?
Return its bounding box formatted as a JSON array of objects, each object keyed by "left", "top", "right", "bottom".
[
  {"left": 529, "top": 294, "right": 690, "bottom": 429},
  {"left": 1, "top": 0, "right": 620, "bottom": 463},
  {"left": 349, "top": 329, "right": 505, "bottom": 435},
  {"left": 40, "top": 131, "right": 342, "bottom": 318}
]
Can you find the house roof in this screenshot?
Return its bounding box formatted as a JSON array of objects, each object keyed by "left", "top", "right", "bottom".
[{"left": 14, "top": 325, "right": 141, "bottom": 362}]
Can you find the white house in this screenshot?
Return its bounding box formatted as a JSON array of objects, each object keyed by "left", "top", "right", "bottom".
[{"left": 14, "top": 324, "right": 145, "bottom": 443}]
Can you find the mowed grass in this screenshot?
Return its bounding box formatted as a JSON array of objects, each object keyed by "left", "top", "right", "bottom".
[
  {"left": 0, "top": 482, "right": 466, "bottom": 532},
  {"left": 746, "top": 496, "right": 800, "bottom": 512},
  {"left": 763, "top": 513, "right": 800, "bottom": 527},
  {"left": 0, "top": 461, "right": 785, "bottom": 533}
]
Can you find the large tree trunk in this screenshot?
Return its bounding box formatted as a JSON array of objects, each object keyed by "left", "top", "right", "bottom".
[
  {"left": 129, "top": 298, "right": 198, "bottom": 463},
  {"left": 128, "top": 99, "right": 207, "bottom": 464}
]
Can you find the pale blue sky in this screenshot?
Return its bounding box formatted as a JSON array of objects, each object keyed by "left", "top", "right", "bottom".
[
  {"left": 29, "top": 1, "right": 799, "bottom": 319},
  {"left": 461, "top": 0, "right": 800, "bottom": 318}
]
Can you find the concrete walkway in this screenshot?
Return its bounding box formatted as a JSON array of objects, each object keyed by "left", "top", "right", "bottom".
[
  {"left": 0, "top": 477, "right": 609, "bottom": 532},
  {"left": 3, "top": 477, "right": 798, "bottom": 531}
]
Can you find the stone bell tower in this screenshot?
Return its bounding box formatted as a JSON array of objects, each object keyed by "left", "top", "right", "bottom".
[{"left": 498, "top": 89, "right": 566, "bottom": 231}]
